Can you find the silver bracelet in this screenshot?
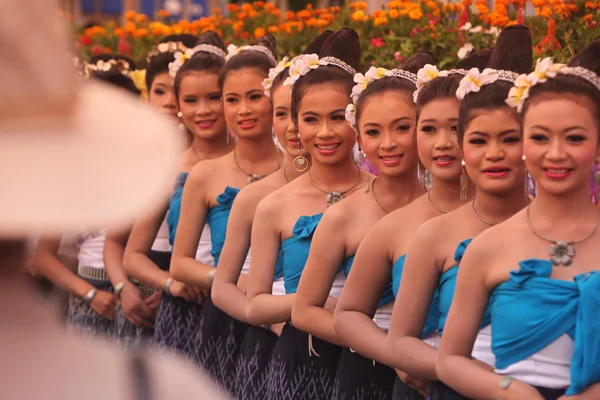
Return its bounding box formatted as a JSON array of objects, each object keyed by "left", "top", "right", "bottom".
[
  {"left": 83, "top": 288, "right": 98, "bottom": 305},
  {"left": 114, "top": 281, "right": 126, "bottom": 299},
  {"left": 163, "top": 277, "right": 174, "bottom": 296},
  {"left": 498, "top": 376, "right": 514, "bottom": 390},
  {"left": 207, "top": 269, "right": 216, "bottom": 288}
]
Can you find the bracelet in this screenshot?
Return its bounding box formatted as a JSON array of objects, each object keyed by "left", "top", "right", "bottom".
[
  {"left": 207, "top": 269, "right": 216, "bottom": 288},
  {"left": 114, "top": 281, "right": 126, "bottom": 299},
  {"left": 498, "top": 376, "right": 513, "bottom": 390},
  {"left": 163, "top": 277, "right": 174, "bottom": 296},
  {"left": 83, "top": 288, "right": 98, "bottom": 305}
]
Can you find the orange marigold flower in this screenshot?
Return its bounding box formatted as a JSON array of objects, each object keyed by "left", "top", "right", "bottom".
[
  {"left": 265, "top": 2, "right": 277, "bottom": 10},
  {"left": 268, "top": 25, "right": 280, "bottom": 33},
  {"left": 254, "top": 1, "right": 265, "bottom": 7},
  {"left": 135, "top": 13, "right": 148, "bottom": 23},
  {"left": 132, "top": 28, "right": 149, "bottom": 38},
  {"left": 317, "top": 18, "right": 329, "bottom": 27},
  {"left": 387, "top": 0, "right": 401, "bottom": 8},
  {"left": 272, "top": 9, "right": 281, "bottom": 17},
  {"left": 124, "top": 22, "right": 136, "bottom": 34},
  {"left": 320, "top": 12, "right": 334, "bottom": 20},
  {"left": 241, "top": 3, "right": 253, "bottom": 12},
  {"left": 426, "top": 1, "right": 438, "bottom": 10},
  {"left": 585, "top": 1, "right": 595, "bottom": 9},
  {"left": 124, "top": 10, "right": 136, "bottom": 21},
  {"left": 254, "top": 27, "right": 266, "bottom": 38},
  {"left": 227, "top": 3, "right": 240, "bottom": 12},
  {"left": 297, "top": 9, "right": 311, "bottom": 19},
  {"left": 462, "top": 0, "right": 472, "bottom": 6},
  {"left": 237, "top": 11, "right": 248, "bottom": 20},
  {"left": 373, "top": 16, "right": 389, "bottom": 26},
  {"left": 351, "top": 10, "right": 368, "bottom": 22},
  {"left": 539, "top": 6, "right": 552, "bottom": 17},
  {"left": 330, "top": 6, "right": 341, "bottom": 13},
  {"left": 233, "top": 21, "right": 245, "bottom": 32},
  {"left": 409, "top": 8, "right": 424, "bottom": 19},
  {"left": 532, "top": 0, "right": 545, "bottom": 6},
  {"left": 476, "top": 4, "right": 490, "bottom": 14},
  {"left": 104, "top": 46, "right": 112, "bottom": 52},
  {"left": 248, "top": 10, "right": 258, "bottom": 17},
  {"left": 389, "top": 9, "right": 400, "bottom": 18},
  {"left": 213, "top": 7, "right": 222, "bottom": 13},
  {"left": 114, "top": 27, "right": 125, "bottom": 37},
  {"left": 583, "top": 13, "right": 594, "bottom": 22},
  {"left": 286, "top": 10, "right": 297, "bottom": 20},
  {"left": 455, "top": 4, "right": 463, "bottom": 11},
  {"left": 306, "top": 17, "right": 318, "bottom": 27},
  {"left": 306, "top": 3, "right": 313, "bottom": 9},
  {"left": 355, "top": 1, "right": 368, "bottom": 10},
  {"left": 157, "top": 9, "right": 170, "bottom": 18}
]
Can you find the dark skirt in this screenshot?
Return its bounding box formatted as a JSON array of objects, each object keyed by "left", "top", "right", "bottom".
[
  {"left": 265, "top": 323, "right": 343, "bottom": 400},
  {"left": 392, "top": 376, "right": 424, "bottom": 400},
  {"left": 196, "top": 294, "right": 249, "bottom": 394},
  {"left": 67, "top": 279, "right": 115, "bottom": 338},
  {"left": 535, "top": 386, "right": 566, "bottom": 400},
  {"left": 428, "top": 381, "right": 566, "bottom": 400},
  {"left": 114, "top": 250, "right": 172, "bottom": 349},
  {"left": 332, "top": 348, "right": 396, "bottom": 400},
  {"left": 152, "top": 291, "right": 203, "bottom": 360},
  {"left": 234, "top": 325, "right": 279, "bottom": 400}
]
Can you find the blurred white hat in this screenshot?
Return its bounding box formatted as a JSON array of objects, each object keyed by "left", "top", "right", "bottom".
[{"left": 0, "top": 0, "right": 182, "bottom": 237}]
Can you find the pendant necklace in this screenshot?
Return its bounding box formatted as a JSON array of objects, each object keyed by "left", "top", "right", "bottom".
[
  {"left": 471, "top": 197, "right": 496, "bottom": 226},
  {"left": 234, "top": 148, "right": 282, "bottom": 184},
  {"left": 309, "top": 164, "right": 363, "bottom": 207},
  {"left": 526, "top": 205, "right": 600, "bottom": 267},
  {"left": 427, "top": 189, "right": 449, "bottom": 214},
  {"left": 369, "top": 177, "right": 389, "bottom": 214}
]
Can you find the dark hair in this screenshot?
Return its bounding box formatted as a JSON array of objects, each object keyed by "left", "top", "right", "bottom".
[
  {"left": 218, "top": 35, "right": 278, "bottom": 89},
  {"left": 87, "top": 53, "right": 140, "bottom": 95},
  {"left": 271, "top": 30, "right": 334, "bottom": 94},
  {"left": 354, "top": 51, "right": 435, "bottom": 126},
  {"left": 290, "top": 28, "right": 362, "bottom": 125},
  {"left": 145, "top": 34, "right": 198, "bottom": 91},
  {"left": 457, "top": 25, "right": 533, "bottom": 144},
  {"left": 172, "top": 31, "right": 227, "bottom": 98},
  {"left": 522, "top": 39, "right": 600, "bottom": 133}
]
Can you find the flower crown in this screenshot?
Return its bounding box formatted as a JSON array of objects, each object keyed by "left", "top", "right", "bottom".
[
  {"left": 345, "top": 66, "right": 417, "bottom": 128},
  {"left": 146, "top": 41, "right": 189, "bottom": 62},
  {"left": 283, "top": 54, "right": 357, "bottom": 87},
  {"left": 85, "top": 59, "right": 132, "bottom": 77},
  {"left": 168, "top": 44, "right": 227, "bottom": 78},
  {"left": 456, "top": 68, "right": 518, "bottom": 100},
  {"left": 262, "top": 56, "right": 291, "bottom": 97},
  {"left": 226, "top": 44, "right": 277, "bottom": 64},
  {"left": 505, "top": 57, "right": 600, "bottom": 112},
  {"left": 413, "top": 64, "right": 468, "bottom": 103}
]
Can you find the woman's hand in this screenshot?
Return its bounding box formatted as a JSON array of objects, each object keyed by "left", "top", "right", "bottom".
[
  {"left": 120, "top": 283, "right": 154, "bottom": 328},
  {"left": 396, "top": 369, "right": 428, "bottom": 397},
  {"left": 169, "top": 280, "right": 198, "bottom": 302},
  {"left": 90, "top": 290, "right": 118, "bottom": 320}
]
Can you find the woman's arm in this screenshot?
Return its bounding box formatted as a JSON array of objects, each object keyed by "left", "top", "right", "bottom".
[
  {"left": 104, "top": 227, "right": 154, "bottom": 328},
  {"left": 245, "top": 198, "right": 294, "bottom": 326},
  {"left": 292, "top": 207, "right": 348, "bottom": 346},
  {"left": 385, "top": 222, "right": 442, "bottom": 380},
  {"left": 212, "top": 189, "right": 256, "bottom": 323},
  {"left": 436, "top": 234, "right": 545, "bottom": 400},
  {"left": 123, "top": 202, "right": 170, "bottom": 289},
  {"left": 333, "top": 219, "right": 393, "bottom": 363},
  {"left": 170, "top": 165, "right": 213, "bottom": 288}
]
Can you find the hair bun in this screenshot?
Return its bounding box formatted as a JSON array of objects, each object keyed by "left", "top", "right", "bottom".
[
  {"left": 254, "top": 34, "right": 278, "bottom": 61},
  {"left": 456, "top": 48, "right": 492, "bottom": 70},
  {"left": 487, "top": 24, "right": 532, "bottom": 74},
  {"left": 303, "top": 30, "right": 333, "bottom": 55},
  {"left": 319, "top": 28, "right": 362, "bottom": 71},
  {"left": 401, "top": 51, "right": 436, "bottom": 74},
  {"left": 161, "top": 34, "right": 198, "bottom": 49},
  {"left": 569, "top": 39, "right": 600, "bottom": 75},
  {"left": 197, "top": 30, "right": 226, "bottom": 51}
]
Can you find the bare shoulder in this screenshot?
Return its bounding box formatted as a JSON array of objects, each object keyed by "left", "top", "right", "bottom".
[
  {"left": 236, "top": 175, "right": 281, "bottom": 208},
  {"left": 465, "top": 209, "right": 527, "bottom": 261},
  {"left": 255, "top": 187, "right": 285, "bottom": 221},
  {"left": 319, "top": 195, "right": 356, "bottom": 230}
]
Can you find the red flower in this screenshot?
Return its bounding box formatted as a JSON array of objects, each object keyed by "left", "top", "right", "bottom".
[
  {"left": 516, "top": 7, "right": 524, "bottom": 24},
  {"left": 91, "top": 44, "right": 104, "bottom": 55},
  {"left": 118, "top": 37, "right": 131, "bottom": 56},
  {"left": 371, "top": 37, "right": 384, "bottom": 47},
  {"left": 80, "top": 36, "right": 92, "bottom": 46}
]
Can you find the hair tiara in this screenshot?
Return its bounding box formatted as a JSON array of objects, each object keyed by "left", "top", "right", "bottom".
[
  {"left": 168, "top": 44, "right": 227, "bottom": 78},
  {"left": 85, "top": 59, "right": 132, "bottom": 77},
  {"left": 283, "top": 54, "right": 357, "bottom": 87},
  {"left": 146, "top": 41, "right": 189, "bottom": 62},
  {"left": 226, "top": 44, "right": 277, "bottom": 65},
  {"left": 345, "top": 66, "right": 417, "bottom": 129},
  {"left": 413, "top": 64, "right": 469, "bottom": 103},
  {"left": 262, "top": 56, "right": 292, "bottom": 97},
  {"left": 456, "top": 68, "right": 518, "bottom": 100},
  {"left": 506, "top": 57, "right": 600, "bottom": 112}
]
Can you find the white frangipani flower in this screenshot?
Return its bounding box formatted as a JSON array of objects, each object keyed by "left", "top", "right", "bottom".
[{"left": 457, "top": 43, "right": 475, "bottom": 60}]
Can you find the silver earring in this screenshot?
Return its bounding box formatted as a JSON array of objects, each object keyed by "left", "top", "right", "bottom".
[
  {"left": 460, "top": 159, "right": 468, "bottom": 201},
  {"left": 177, "top": 111, "right": 183, "bottom": 118},
  {"left": 522, "top": 154, "right": 526, "bottom": 161}
]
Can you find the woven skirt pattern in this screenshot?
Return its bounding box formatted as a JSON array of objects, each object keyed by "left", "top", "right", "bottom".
[
  {"left": 266, "top": 323, "right": 343, "bottom": 400},
  {"left": 152, "top": 292, "right": 203, "bottom": 360},
  {"left": 332, "top": 348, "right": 396, "bottom": 400},
  {"left": 234, "top": 325, "right": 279, "bottom": 400},
  {"left": 196, "top": 294, "right": 249, "bottom": 394},
  {"left": 113, "top": 283, "right": 157, "bottom": 349},
  {"left": 67, "top": 281, "right": 115, "bottom": 338},
  {"left": 392, "top": 376, "right": 424, "bottom": 400}
]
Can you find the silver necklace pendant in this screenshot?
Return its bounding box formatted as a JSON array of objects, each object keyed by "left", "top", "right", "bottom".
[
  {"left": 326, "top": 191, "right": 343, "bottom": 207},
  {"left": 248, "top": 174, "right": 262, "bottom": 184},
  {"left": 549, "top": 240, "right": 575, "bottom": 266}
]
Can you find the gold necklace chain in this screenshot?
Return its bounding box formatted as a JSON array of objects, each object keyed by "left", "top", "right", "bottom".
[
  {"left": 369, "top": 177, "right": 389, "bottom": 214},
  {"left": 427, "top": 188, "right": 450, "bottom": 214},
  {"left": 233, "top": 147, "right": 282, "bottom": 184},
  {"left": 308, "top": 164, "right": 364, "bottom": 207},
  {"left": 471, "top": 197, "right": 495, "bottom": 226},
  {"left": 283, "top": 165, "right": 289, "bottom": 183}
]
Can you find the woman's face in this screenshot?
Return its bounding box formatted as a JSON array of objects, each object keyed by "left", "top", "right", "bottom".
[
  {"left": 297, "top": 83, "right": 356, "bottom": 166},
  {"left": 523, "top": 94, "right": 600, "bottom": 197},
  {"left": 178, "top": 70, "right": 227, "bottom": 141},
  {"left": 223, "top": 68, "right": 273, "bottom": 139},
  {"left": 148, "top": 72, "right": 178, "bottom": 121},
  {"left": 417, "top": 97, "right": 463, "bottom": 182},
  {"left": 271, "top": 83, "right": 301, "bottom": 156},
  {"left": 462, "top": 107, "right": 525, "bottom": 195},
  {"left": 357, "top": 90, "right": 418, "bottom": 177}
]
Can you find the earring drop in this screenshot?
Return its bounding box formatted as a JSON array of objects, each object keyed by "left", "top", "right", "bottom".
[
  {"left": 522, "top": 154, "right": 526, "bottom": 161},
  {"left": 460, "top": 159, "right": 468, "bottom": 201},
  {"left": 356, "top": 146, "right": 366, "bottom": 163},
  {"left": 177, "top": 111, "right": 183, "bottom": 118},
  {"left": 594, "top": 157, "right": 600, "bottom": 187},
  {"left": 293, "top": 134, "right": 308, "bottom": 172}
]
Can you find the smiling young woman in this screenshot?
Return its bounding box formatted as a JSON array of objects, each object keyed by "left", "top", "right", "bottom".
[{"left": 436, "top": 39, "right": 600, "bottom": 400}]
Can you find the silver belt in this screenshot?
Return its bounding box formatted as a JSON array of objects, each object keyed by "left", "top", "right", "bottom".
[{"left": 77, "top": 264, "right": 109, "bottom": 282}]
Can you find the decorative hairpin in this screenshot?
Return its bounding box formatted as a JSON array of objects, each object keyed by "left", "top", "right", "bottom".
[
  {"left": 262, "top": 56, "right": 291, "bottom": 97},
  {"left": 456, "top": 68, "right": 518, "bottom": 100},
  {"left": 226, "top": 44, "right": 277, "bottom": 64},
  {"left": 146, "top": 41, "right": 189, "bottom": 62},
  {"left": 168, "top": 44, "right": 227, "bottom": 78},
  {"left": 506, "top": 57, "right": 600, "bottom": 112},
  {"left": 85, "top": 59, "right": 132, "bottom": 77},
  {"left": 283, "top": 54, "right": 357, "bottom": 87},
  {"left": 413, "top": 64, "right": 469, "bottom": 103},
  {"left": 345, "top": 66, "right": 417, "bottom": 129}
]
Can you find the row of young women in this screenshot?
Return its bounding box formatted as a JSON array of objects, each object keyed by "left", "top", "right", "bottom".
[{"left": 31, "top": 23, "right": 600, "bottom": 400}]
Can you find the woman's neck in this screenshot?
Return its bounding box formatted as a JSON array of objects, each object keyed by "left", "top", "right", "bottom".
[
  {"left": 191, "top": 131, "right": 233, "bottom": 160},
  {"left": 308, "top": 155, "right": 362, "bottom": 192},
  {"left": 429, "top": 175, "right": 476, "bottom": 212},
  {"left": 376, "top": 163, "right": 426, "bottom": 209},
  {"left": 474, "top": 186, "right": 530, "bottom": 225},
  {"left": 234, "top": 133, "right": 280, "bottom": 165},
  {"left": 529, "top": 183, "right": 598, "bottom": 228}
]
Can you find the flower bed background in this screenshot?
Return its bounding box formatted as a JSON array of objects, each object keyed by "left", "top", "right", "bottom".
[{"left": 75, "top": 0, "right": 600, "bottom": 69}]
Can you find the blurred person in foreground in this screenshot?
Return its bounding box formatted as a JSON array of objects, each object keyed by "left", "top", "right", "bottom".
[{"left": 0, "top": 1, "right": 228, "bottom": 399}]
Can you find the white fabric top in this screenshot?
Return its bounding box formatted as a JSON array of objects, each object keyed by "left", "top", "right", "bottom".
[
  {"left": 472, "top": 325, "right": 495, "bottom": 367},
  {"left": 272, "top": 277, "right": 286, "bottom": 296},
  {"left": 496, "top": 334, "right": 572, "bottom": 389},
  {"left": 77, "top": 233, "right": 107, "bottom": 269},
  {"left": 373, "top": 302, "right": 394, "bottom": 331},
  {"left": 151, "top": 216, "right": 172, "bottom": 252},
  {"left": 328, "top": 271, "right": 346, "bottom": 298},
  {"left": 423, "top": 331, "right": 441, "bottom": 349},
  {"left": 240, "top": 247, "right": 252, "bottom": 275},
  {"left": 195, "top": 225, "right": 214, "bottom": 265}
]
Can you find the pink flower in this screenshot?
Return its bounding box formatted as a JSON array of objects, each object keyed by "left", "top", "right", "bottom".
[
  {"left": 394, "top": 52, "right": 405, "bottom": 62},
  {"left": 371, "top": 37, "right": 384, "bottom": 48}
]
